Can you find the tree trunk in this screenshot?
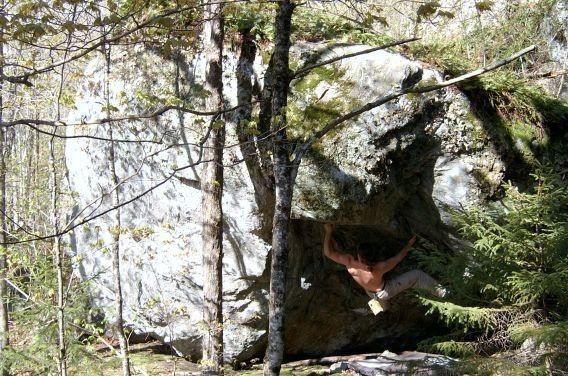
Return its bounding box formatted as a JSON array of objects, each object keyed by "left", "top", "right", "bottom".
[
  {"left": 201, "top": 1, "right": 225, "bottom": 374},
  {"left": 235, "top": 28, "right": 275, "bottom": 238},
  {"left": 0, "top": 37, "right": 10, "bottom": 373},
  {"left": 263, "top": 1, "right": 295, "bottom": 375},
  {"left": 50, "top": 130, "right": 67, "bottom": 376},
  {"left": 109, "top": 131, "right": 131, "bottom": 376},
  {"left": 263, "top": 164, "right": 293, "bottom": 376},
  {"left": 104, "top": 44, "right": 131, "bottom": 376}
]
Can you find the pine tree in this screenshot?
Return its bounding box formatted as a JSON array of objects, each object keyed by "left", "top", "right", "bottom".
[{"left": 419, "top": 165, "right": 568, "bottom": 368}]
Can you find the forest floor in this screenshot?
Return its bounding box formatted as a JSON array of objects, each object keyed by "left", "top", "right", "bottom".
[{"left": 95, "top": 341, "right": 330, "bottom": 376}]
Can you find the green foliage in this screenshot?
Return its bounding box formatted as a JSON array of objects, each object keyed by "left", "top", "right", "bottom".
[
  {"left": 470, "top": 73, "right": 568, "bottom": 131},
  {"left": 292, "top": 9, "right": 354, "bottom": 42},
  {"left": 509, "top": 321, "right": 568, "bottom": 347},
  {"left": 458, "top": 167, "right": 567, "bottom": 309},
  {"left": 225, "top": 4, "right": 392, "bottom": 45},
  {"left": 407, "top": 0, "right": 566, "bottom": 162},
  {"left": 475, "top": 1, "right": 495, "bottom": 12},
  {"left": 292, "top": 7, "right": 391, "bottom": 45},
  {"left": 130, "top": 225, "right": 155, "bottom": 241},
  {"left": 421, "top": 298, "right": 500, "bottom": 332},
  {"left": 418, "top": 165, "right": 568, "bottom": 371},
  {"left": 462, "top": 356, "right": 550, "bottom": 376},
  {"left": 409, "top": 45, "right": 568, "bottom": 164},
  {"left": 224, "top": 2, "right": 276, "bottom": 40},
  {"left": 428, "top": 340, "right": 476, "bottom": 358},
  {"left": 411, "top": 0, "right": 557, "bottom": 75},
  {"left": 417, "top": 1, "right": 441, "bottom": 22},
  {"left": 5, "top": 242, "right": 106, "bottom": 375}
]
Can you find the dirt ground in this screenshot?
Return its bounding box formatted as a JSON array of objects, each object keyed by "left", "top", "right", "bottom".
[{"left": 97, "top": 341, "right": 330, "bottom": 376}]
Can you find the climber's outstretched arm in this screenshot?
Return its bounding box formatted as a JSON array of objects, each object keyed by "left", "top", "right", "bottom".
[
  {"left": 377, "top": 235, "right": 416, "bottom": 273},
  {"left": 323, "top": 223, "right": 355, "bottom": 267}
]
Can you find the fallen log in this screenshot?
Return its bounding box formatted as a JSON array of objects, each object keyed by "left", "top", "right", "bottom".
[{"left": 281, "top": 353, "right": 385, "bottom": 368}]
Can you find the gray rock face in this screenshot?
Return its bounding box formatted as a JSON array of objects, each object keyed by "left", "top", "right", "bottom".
[
  {"left": 291, "top": 44, "right": 502, "bottom": 230},
  {"left": 66, "top": 43, "right": 504, "bottom": 362},
  {"left": 67, "top": 47, "right": 270, "bottom": 362},
  {"left": 541, "top": 1, "right": 568, "bottom": 99}
]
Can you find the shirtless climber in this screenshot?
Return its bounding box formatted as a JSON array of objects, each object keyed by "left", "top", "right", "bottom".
[{"left": 323, "top": 223, "right": 445, "bottom": 313}]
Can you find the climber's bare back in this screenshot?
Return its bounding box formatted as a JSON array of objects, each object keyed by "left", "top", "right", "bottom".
[{"left": 323, "top": 223, "right": 416, "bottom": 293}]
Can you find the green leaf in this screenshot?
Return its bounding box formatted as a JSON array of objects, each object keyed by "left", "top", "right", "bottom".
[
  {"left": 154, "top": 16, "right": 174, "bottom": 28},
  {"left": 373, "top": 15, "right": 389, "bottom": 27},
  {"left": 62, "top": 21, "right": 75, "bottom": 33},
  {"left": 417, "top": 1, "right": 441, "bottom": 20},
  {"left": 437, "top": 10, "right": 455, "bottom": 19},
  {"left": 0, "top": 14, "right": 9, "bottom": 28},
  {"left": 475, "top": 0, "right": 494, "bottom": 12}
]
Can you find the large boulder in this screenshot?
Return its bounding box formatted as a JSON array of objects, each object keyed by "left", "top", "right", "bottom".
[{"left": 66, "top": 42, "right": 504, "bottom": 363}]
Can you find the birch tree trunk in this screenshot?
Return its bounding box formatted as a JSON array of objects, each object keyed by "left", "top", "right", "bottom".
[
  {"left": 263, "top": 1, "right": 295, "bottom": 375},
  {"left": 201, "top": 1, "right": 225, "bottom": 373},
  {"left": 104, "top": 43, "right": 131, "bottom": 376}
]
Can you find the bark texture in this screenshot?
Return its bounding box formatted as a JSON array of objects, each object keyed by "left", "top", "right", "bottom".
[
  {"left": 263, "top": 1, "right": 295, "bottom": 375},
  {"left": 235, "top": 28, "right": 275, "bottom": 238},
  {"left": 109, "top": 134, "right": 131, "bottom": 376},
  {"left": 201, "top": 1, "right": 225, "bottom": 373},
  {"left": 0, "top": 74, "right": 9, "bottom": 376},
  {"left": 105, "top": 44, "right": 131, "bottom": 376},
  {"left": 50, "top": 131, "right": 67, "bottom": 376}
]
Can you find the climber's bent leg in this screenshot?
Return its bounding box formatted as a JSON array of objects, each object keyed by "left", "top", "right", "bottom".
[{"left": 376, "top": 270, "right": 446, "bottom": 300}]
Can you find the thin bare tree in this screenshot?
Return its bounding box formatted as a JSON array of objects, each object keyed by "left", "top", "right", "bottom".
[
  {"left": 200, "top": 0, "right": 226, "bottom": 374},
  {"left": 103, "top": 41, "right": 131, "bottom": 376},
  {"left": 49, "top": 127, "right": 66, "bottom": 376},
  {"left": 0, "top": 27, "right": 10, "bottom": 376}
]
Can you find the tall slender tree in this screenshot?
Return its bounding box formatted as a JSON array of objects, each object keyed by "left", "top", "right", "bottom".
[
  {"left": 235, "top": 28, "right": 275, "bottom": 239},
  {"left": 263, "top": 1, "right": 295, "bottom": 375},
  {"left": 104, "top": 42, "right": 131, "bottom": 376},
  {"left": 50, "top": 7, "right": 80, "bottom": 373},
  {"left": 0, "top": 28, "right": 9, "bottom": 376},
  {"left": 200, "top": 0, "right": 226, "bottom": 373},
  {"left": 49, "top": 129, "right": 66, "bottom": 376}
]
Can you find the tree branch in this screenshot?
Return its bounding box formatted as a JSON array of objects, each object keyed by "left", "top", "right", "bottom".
[
  {"left": 406, "top": 45, "right": 537, "bottom": 93},
  {"left": 1, "top": 102, "right": 252, "bottom": 129},
  {"left": 1, "top": 6, "right": 201, "bottom": 84},
  {"left": 1, "top": 0, "right": 281, "bottom": 85},
  {"left": 2, "top": 112, "right": 259, "bottom": 244},
  {"left": 293, "top": 37, "right": 420, "bottom": 78}
]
